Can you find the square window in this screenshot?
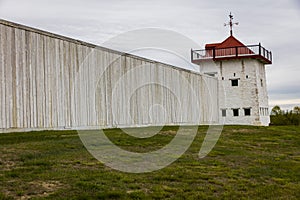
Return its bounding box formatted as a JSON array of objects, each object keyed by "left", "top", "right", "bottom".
[
  {"left": 221, "top": 109, "right": 226, "bottom": 117},
  {"left": 244, "top": 108, "right": 251, "bottom": 116},
  {"left": 231, "top": 79, "right": 238, "bottom": 86},
  {"left": 233, "top": 109, "right": 239, "bottom": 117}
]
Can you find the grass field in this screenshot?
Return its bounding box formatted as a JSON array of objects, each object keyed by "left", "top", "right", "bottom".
[{"left": 0, "top": 126, "right": 299, "bottom": 199}]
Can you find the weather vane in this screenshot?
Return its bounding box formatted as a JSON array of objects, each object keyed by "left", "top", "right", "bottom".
[{"left": 224, "top": 12, "right": 239, "bottom": 36}]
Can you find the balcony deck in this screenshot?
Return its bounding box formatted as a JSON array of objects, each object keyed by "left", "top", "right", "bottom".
[{"left": 191, "top": 44, "right": 272, "bottom": 65}]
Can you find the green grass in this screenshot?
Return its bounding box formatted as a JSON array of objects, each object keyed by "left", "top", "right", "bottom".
[{"left": 0, "top": 126, "right": 300, "bottom": 199}]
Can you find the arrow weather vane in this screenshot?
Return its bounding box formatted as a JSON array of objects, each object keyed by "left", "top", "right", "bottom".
[{"left": 224, "top": 12, "right": 239, "bottom": 36}]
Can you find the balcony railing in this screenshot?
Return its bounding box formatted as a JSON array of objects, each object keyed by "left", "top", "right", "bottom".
[{"left": 191, "top": 44, "right": 272, "bottom": 64}]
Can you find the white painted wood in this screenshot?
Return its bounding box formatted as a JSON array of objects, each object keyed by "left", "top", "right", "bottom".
[{"left": 0, "top": 19, "right": 219, "bottom": 133}]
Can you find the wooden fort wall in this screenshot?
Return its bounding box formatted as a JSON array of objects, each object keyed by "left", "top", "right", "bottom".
[{"left": 0, "top": 19, "right": 218, "bottom": 133}]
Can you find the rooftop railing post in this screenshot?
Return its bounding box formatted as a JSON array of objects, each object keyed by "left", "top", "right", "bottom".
[{"left": 191, "top": 44, "right": 271, "bottom": 64}]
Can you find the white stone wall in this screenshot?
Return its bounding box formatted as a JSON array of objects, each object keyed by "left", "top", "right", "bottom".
[
  {"left": 255, "top": 62, "right": 270, "bottom": 125},
  {"left": 200, "top": 58, "right": 270, "bottom": 126},
  {"left": 0, "top": 20, "right": 219, "bottom": 133}
]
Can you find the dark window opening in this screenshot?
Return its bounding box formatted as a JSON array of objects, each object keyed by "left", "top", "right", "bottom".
[
  {"left": 244, "top": 108, "right": 251, "bottom": 116},
  {"left": 234, "top": 73, "right": 236, "bottom": 77},
  {"left": 259, "top": 108, "right": 261, "bottom": 115},
  {"left": 222, "top": 77, "right": 224, "bottom": 80},
  {"left": 260, "top": 79, "right": 263, "bottom": 87},
  {"left": 246, "top": 75, "right": 249, "bottom": 79},
  {"left": 205, "top": 72, "right": 216, "bottom": 77},
  {"left": 221, "top": 109, "right": 226, "bottom": 117},
  {"left": 233, "top": 109, "right": 239, "bottom": 117},
  {"left": 231, "top": 79, "right": 238, "bottom": 86}
]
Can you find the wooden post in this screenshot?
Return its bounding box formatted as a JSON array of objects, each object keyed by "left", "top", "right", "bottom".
[
  {"left": 213, "top": 48, "right": 215, "bottom": 59},
  {"left": 235, "top": 47, "right": 238, "bottom": 57},
  {"left": 259, "top": 43, "right": 261, "bottom": 55}
]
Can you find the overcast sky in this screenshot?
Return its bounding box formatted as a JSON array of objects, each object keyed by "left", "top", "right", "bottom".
[{"left": 0, "top": 0, "right": 299, "bottom": 110}]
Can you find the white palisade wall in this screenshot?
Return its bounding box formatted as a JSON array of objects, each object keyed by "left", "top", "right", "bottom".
[{"left": 0, "top": 20, "right": 219, "bottom": 133}]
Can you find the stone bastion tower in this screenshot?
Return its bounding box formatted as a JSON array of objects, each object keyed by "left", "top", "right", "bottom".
[{"left": 191, "top": 13, "right": 272, "bottom": 126}]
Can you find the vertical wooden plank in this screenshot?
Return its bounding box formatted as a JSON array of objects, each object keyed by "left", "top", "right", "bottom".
[
  {"left": 31, "top": 31, "right": 38, "bottom": 128},
  {"left": 15, "top": 28, "right": 23, "bottom": 128},
  {"left": 25, "top": 30, "right": 32, "bottom": 128},
  {"left": 36, "top": 33, "right": 45, "bottom": 128},
  {"left": 57, "top": 40, "right": 64, "bottom": 127},
  {"left": 103, "top": 51, "right": 109, "bottom": 127},
  {"left": 10, "top": 27, "right": 18, "bottom": 128},
  {"left": 69, "top": 43, "right": 75, "bottom": 127},
  {"left": 35, "top": 32, "right": 40, "bottom": 128},
  {"left": 52, "top": 38, "right": 59, "bottom": 128},
  {"left": 96, "top": 49, "right": 107, "bottom": 127},
  {"left": 0, "top": 24, "right": 5, "bottom": 129},
  {"left": 19, "top": 30, "right": 27, "bottom": 128},
  {"left": 87, "top": 48, "right": 93, "bottom": 126},
  {"left": 43, "top": 35, "right": 48, "bottom": 128},
  {"left": 77, "top": 45, "right": 83, "bottom": 127},
  {"left": 63, "top": 41, "right": 70, "bottom": 127},
  {"left": 25, "top": 30, "right": 30, "bottom": 128},
  {"left": 47, "top": 35, "right": 55, "bottom": 128},
  {"left": 4, "top": 25, "right": 12, "bottom": 128},
  {"left": 84, "top": 46, "right": 90, "bottom": 127},
  {"left": 73, "top": 44, "right": 82, "bottom": 127}
]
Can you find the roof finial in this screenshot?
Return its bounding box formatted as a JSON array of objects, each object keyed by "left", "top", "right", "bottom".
[{"left": 224, "top": 12, "right": 239, "bottom": 36}]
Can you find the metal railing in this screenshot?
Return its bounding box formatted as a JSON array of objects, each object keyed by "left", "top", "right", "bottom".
[{"left": 191, "top": 44, "right": 272, "bottom": 64}]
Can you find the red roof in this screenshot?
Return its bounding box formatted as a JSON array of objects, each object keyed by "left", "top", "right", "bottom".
[
  {"left": 205, "top": 43, "right": 221, "bottom": 49},
  {"left": 204, "top": 35, "right": 253, "bottom": 57},
  {"left": 205, "top": 35, "right": 246, "bottom": 49}
]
